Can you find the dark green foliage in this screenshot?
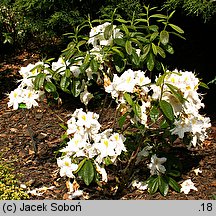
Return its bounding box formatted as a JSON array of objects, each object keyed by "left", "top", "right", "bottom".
[{"left": 163, "top": 0, "right": 216, "bottom": 22}]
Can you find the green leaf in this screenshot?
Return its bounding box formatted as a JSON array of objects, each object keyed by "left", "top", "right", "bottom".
[
  {"left": 112, "top": 47, "right": 124, "bottom": 58},
  {"left": 65, "top": 68, "right": 71, "bottom": 78},
  {"left": 59, "top": 123, "right": 68, "bottom": 130},
  {"left": 150, "top": 106, "right": 159, "bottom": 122},
  {"left": 90, "top": 58, "right": 99, "bottom": 72},
  {"left": 165, "top": 44, "right": 174, "bottom": 54},
  {"left": 158, "top": 176, "right": 169, "bottom": 196},
  {"left": 113, "top": 55, "right": 126, "bottom": 72},
  {"left": 114, "top": 38, "right": 126, "bottom": 47},
  {"left": 148, "top": 25, "right": 159, "bottom": 32},
  {"left": 157, "top": 46, "right": 166, "bottom": 58},
  {"left": 167, "top": 170, "right": 181, "bottom": 177},
  {"left": 34, "top": 73, "right": 46, "bottom": 90},
  {"left": 18, "top": 103, "right": 27, "bottom": 109},
  {"left": 142, "top": 44, "right": 151, "bottom": 60},
  {"left": 74, "top": 158, "right": 87, "bottom": 174},
  {"left": 125, "top": 40, "right": 132, "bottom": 55},
  {"left": 152, "top": 43, "right": 158, "bottom": 55},
  {"left": 168, "top": 24, "right": 184, "bottom": 34},
  {"left": 160, "top": 119, "right": 169, "bottom": 129},
  {"left": 82, "top": 160, "right": 95, "bottom": 186},
  {"left": 150, "top": 14, "right": 167, "bottom": 19},
  {"left": 148, "top": 175, "right": 159, "bottom": 194},
  {"left": 199, "top": 82, "right": 209, "bottom": 89},
  {"left": 150, "top": 32, "right": 159, "bottom": 41},
  {"left": 160, "top": 30, "right": 169, "bottom": 45},
  {"left": 76, "top": 40, "right": 86, "bottom": 48},
  {"left": 168, "top": 10, "right": 176, "bottom": 19},
  {"left": 104, "top": 24, "right": 113, "bottom": 40},
  {"left": 122, "top": 24, "right": 129, "bottom": 36},
  {"left": 51, "top": 91, "right": 59, "bottom": 100},
  {"left": 159, "top": 100, "right": 174, "bottom": 122},
  {"left": 132, "top": 103, "right": 141, "bottom": 118},
  {"left": 115, "top": 18, "right": 128, "bottom": 23},
  {"left": 165, "top": 83, "right": 185, "bottom": 103},
  {"left": 166, "top": 176, "right": 181, "bottom": 193},
  {"left": 71, "top": 79, "right": 81, "bottom": 97},
  {"left": 118, "top": 112, "right": 128, "bottom": 129},
  {"left": 124, "top": 93, "right": 134, "bottom": 106},
  {"left": 60, "top": 76, "right": 71, "bottom": 93},
  {"left": 131, "top": 50, "right": 140, "bottom": 65},
  {"left": 44, "top": 81, "right": 57, "bottom": 93},
  {"left": 147, "top": 52, "right": 155, "bottom": 71},
  {"left": 104, "top": 157, "right": 113, "bottom": 166}
]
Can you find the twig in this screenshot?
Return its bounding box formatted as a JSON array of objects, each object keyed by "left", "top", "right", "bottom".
[
  {"left": 123, "top": 145, "right": 140, "bottom": 174},
  {"left": 99, "top": 93, "right": 108, "bottom": 121},
  {"left": 22, "top": 109, "right": 38, "bottom": 156}
]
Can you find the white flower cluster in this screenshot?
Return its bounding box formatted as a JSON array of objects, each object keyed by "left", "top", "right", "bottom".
[
  {"left": 160, "top": 70, "right": 211, "bottom": 147},
  {"left": 105, "top": 69, "right": 152, "bottom": 126},
  {"left": 7, "top": 62, "right": 47, "bottom": 110},
  {"left": 105, "top": 68, "right": 211, "bottom": 147},
  {"left": 57, "top": 108, "right": 126, "bottom": 182},
  {"left": 51, "top": 57, "right": 82, "bottom": 78},
  {"left": 88, "top": 22, "right": 122, "bottom": 48}
]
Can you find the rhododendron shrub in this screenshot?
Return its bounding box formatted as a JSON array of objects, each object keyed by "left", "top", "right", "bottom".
[{"left": 7, "top": 6, "right": 211, "bottom": 196}]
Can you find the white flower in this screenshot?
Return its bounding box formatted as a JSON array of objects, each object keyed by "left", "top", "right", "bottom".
[
  {"left": 134, "top": 70, "right": 151, "bottom": 87},
  {"left": 52, "top": 57, "right": 66, "bottom": 72},
  {"left": 57, "top": 156, "right": 78, "bottom": 178},
  {"left": 117, "top": 69, "right": 136, "bottom": 93},
  {"left": 88, "top": 22, "right": 122, "bottom": 48},
  {"left": 22, "top": 89, "right": 40, "bottom": 109},
  {"left": 180, "top": 179, "right": 198, "bottom": 194},
  {"left": 132, "top": 180, "right": 148, "bottom": 190},
  {"left": 148, "top": 154, "right": 167, "bottom": 175},
  {"left": 193, "top": 168, "right": 202, "bottom": 176},
  {"left": 94, "top": 162, "right": 108, "bottom": 182},
  {"left": 7, "top": 88, "right": 24, "bottom": 110},
  {"left": 136, "top": 145, "right": 153, "bottom": 164},
  {"left": 80, "top": 86, "right": 93, "bottom": 106}
]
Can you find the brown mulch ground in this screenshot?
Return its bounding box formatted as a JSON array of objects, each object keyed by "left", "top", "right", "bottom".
[{"left": 0, "top": 52, "right": 216, "bottom": 200}]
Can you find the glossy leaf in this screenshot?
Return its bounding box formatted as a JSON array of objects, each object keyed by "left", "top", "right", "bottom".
[
  {"left": 90, "top": 58, "right": 99, "bottom": 72},
  {"left": 104, "top": 24, "right": 113, "bottom": 40},
  {"left": 74, "top": 158, "right": 87, "bottom": 174},
  {"left": 148, "top": 175, "right": 159, "bottom": 194},
  {"left": 44, "top": 81, "right": 57, "bottom": 93},
  {"left": 160, "top": 30, "right": 169, "bottom": 45},
  {"left": 166, "top": 176, "right": 181, "bottom": 193},
  {"left": 118, "top": 112, "right": 128, "bottom": 129},
  {"left": 112, "top": 47, "right": 124, "bottom": 58},
  {"left": 125, "top": 40, "right": 132, "bottom": 55},
  {"left": 150, "top": 32, "right": 159, "bottom": 41},
  {"left": 147, "top": 52, "right": 155, "bottom": 71},
  {"left": 60, "top": 76, "right": 70, "bottom": 93},
  {"left": 157, "top": 46, "right": 166, "bottom": 58},
  {"left": 150, "top": 14, "right": 167, "bottom": 19},
  {"left": 71, "top": 79, "right": 81, "bottom": 97},
  {"left": 82, "top": 160, "right": 95, "bottom": 186},
  {"left": 152, "top": 43, "right": 158, "bottom": 55},
  {"left": 158, "top": 176, "right": 169, "bottom": 196},
  {"left": 34, "top": 73, "right": 46, "bottom": 90},
  {"left": 159, "top": 100, "right": 174, "bottom": 122},
  {"left": 122, "top": 24, "right": 129, "bottom": 36},
  {"left": 124, "top": 93, "right": 134, "bottom": 106},
  {"left": 169, "top": 24, "right": 184, "bottom": 34},
  {"left": 165, "top": 44, "right": 174, "bottom": 54}
]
